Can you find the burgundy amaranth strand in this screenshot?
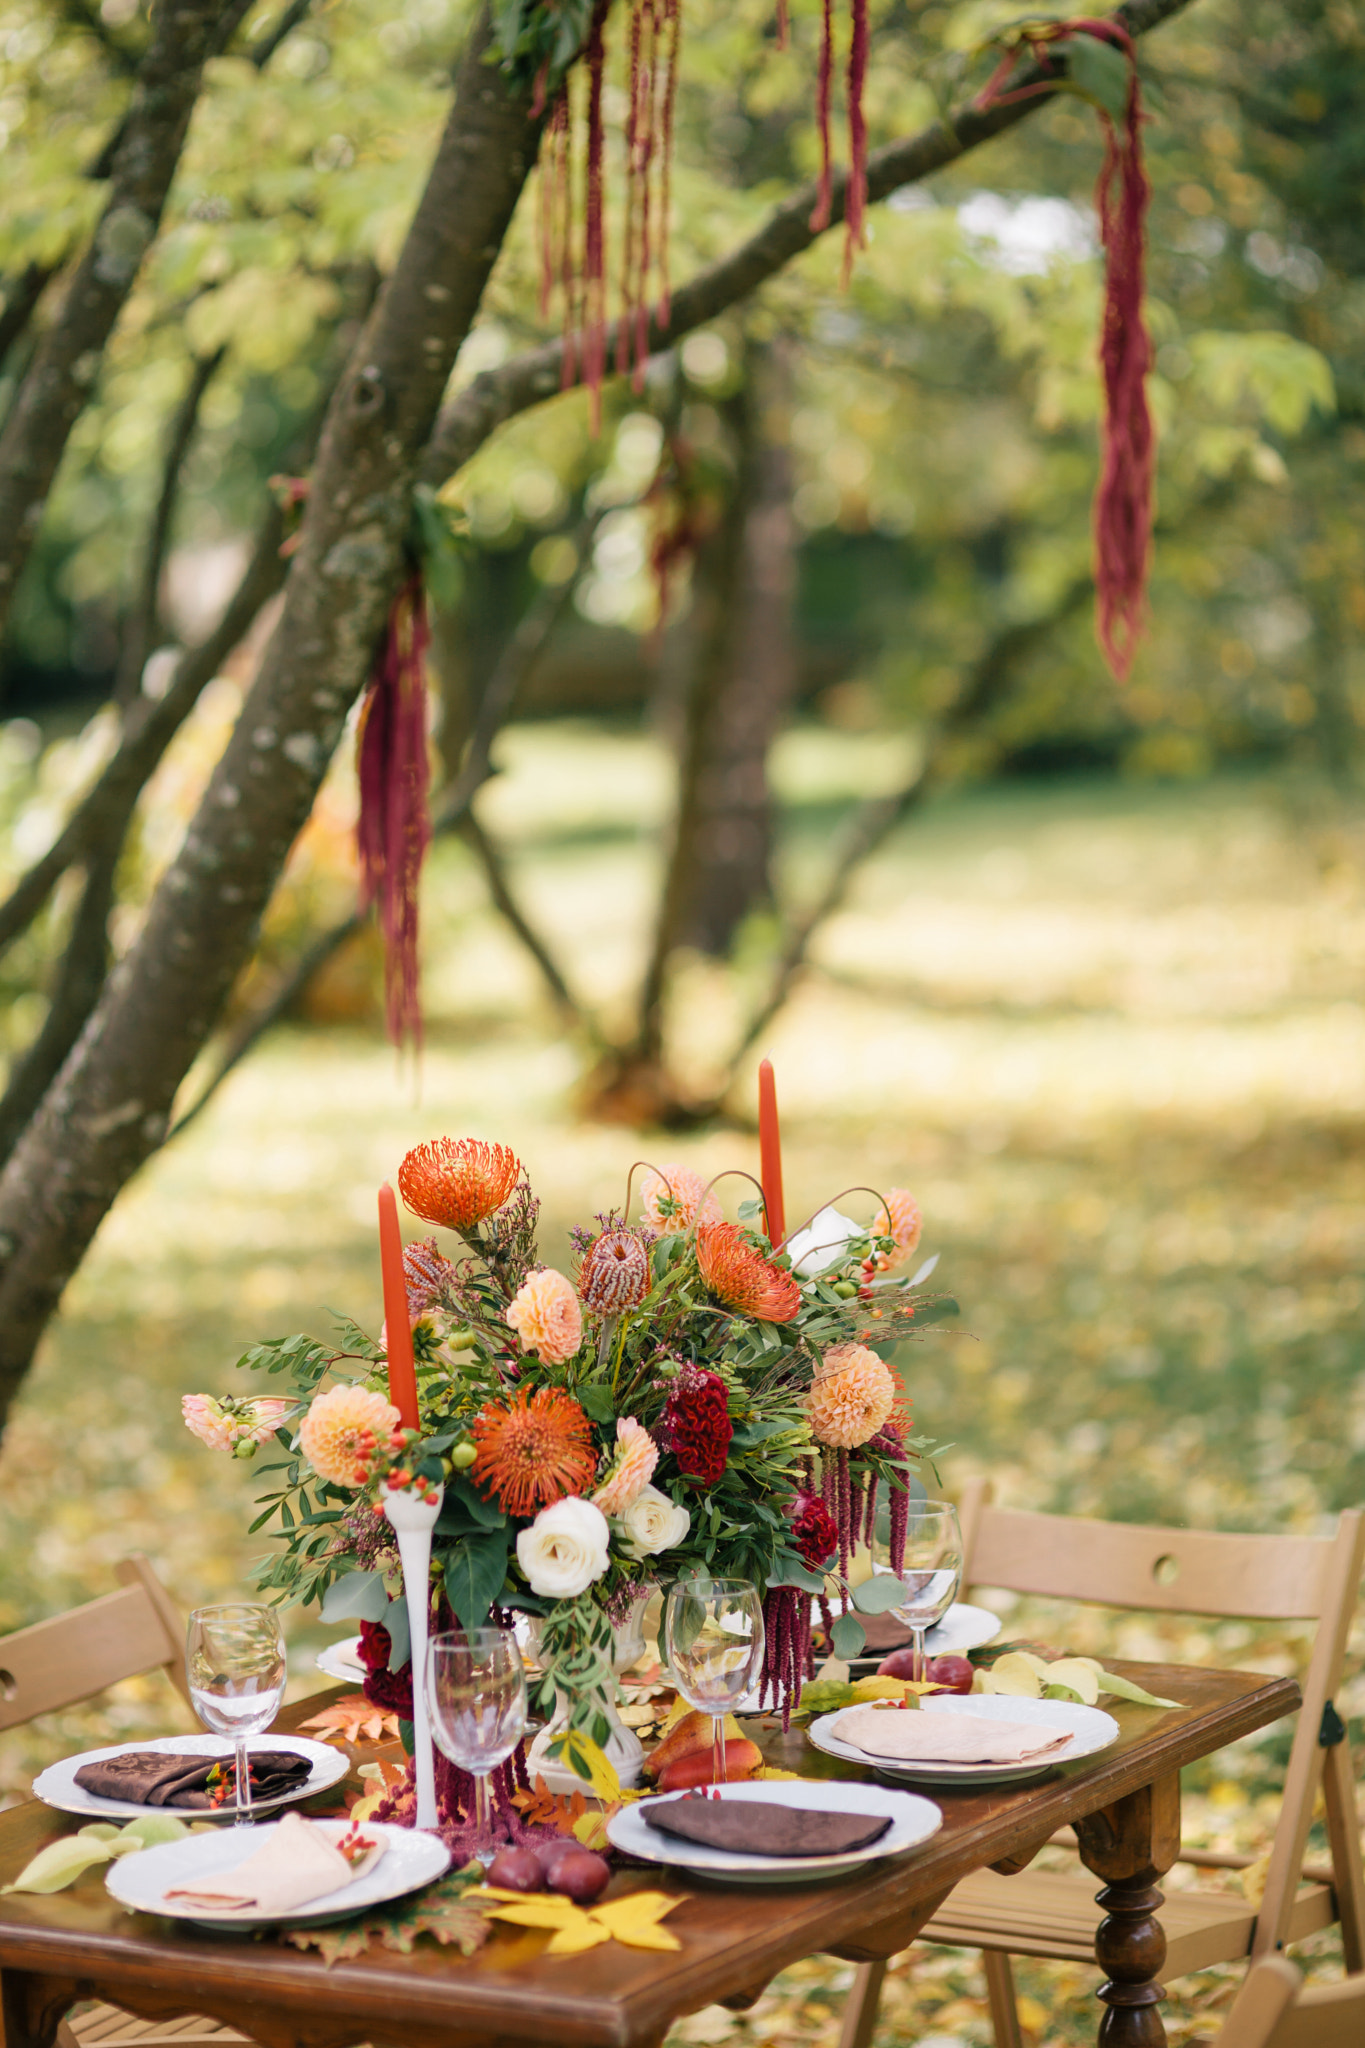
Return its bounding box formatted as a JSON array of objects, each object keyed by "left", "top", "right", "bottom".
[
  {"left": 835, "top": 1448, "right": 852, "bottom": 1586},
  {"left": 842, "top": 0, "right": 868, "bottom": 285},
  {"left": 975, "top": 19, "right": 1153, "bottom": 680},
  {"left": 889, "top": 1475, "right": 909, "bottom": 1577},
  {"left": 356, "top": 575, "right": 431, "bottom": 1053},
  {"left": 809, "top": 0, "right": 834, "bottom": 235}
]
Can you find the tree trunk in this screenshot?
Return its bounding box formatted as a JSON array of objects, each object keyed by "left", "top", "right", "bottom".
[
  {"left": 0, "top": 3, "right": 544, "bottom": 1425},
  {"left": 0, "top": 0, "right": 254, "bottom": 636},
  {"left": 680, "top": 338, "right": 796, "bottom": 956}
]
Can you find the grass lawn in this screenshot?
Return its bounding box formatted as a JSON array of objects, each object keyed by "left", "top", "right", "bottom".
[{"left": 1, "top": 727, "right": 1361, "bottom": 2045}]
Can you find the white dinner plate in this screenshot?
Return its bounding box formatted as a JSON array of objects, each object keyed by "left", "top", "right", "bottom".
[
  {"left": 607, "top": 1777, "right": 942, "bottom": 1885},
  {"left": 105, "top": 1818, "right": 449, "bottom": 1929},
  {"left": 315, "top": 1637, "right": 367, "bottom": 1684},
  {"left": 33, "top": 1735, "right": 350, "bottom": 1823},
  {"left": 808, "top": 1694, "right": 1120, "bottom": 1787},
  {"left": 924, "top": 1602, "right": 1002, "bottom": 1657}
]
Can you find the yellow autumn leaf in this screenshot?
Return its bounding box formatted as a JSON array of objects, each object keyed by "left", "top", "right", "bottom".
[
  {"left": 850, "top": 1676, "right": 911, "bottom": 1703},
  {"left": 591, "top": 1892, "right": 680, "bottom": 1935},
  {"left": 552, "top": 1731, "right": 622, "bottom": 1805},
  {"left": 1240, "top": 1852, "right": 1271, "bottom": 1907},
  {"left": 979, "top": 1653, "right": 1045, "bottom": 1698},
  {"left": 1044, "top": 1659, "right": 1102, "bottom": 1705},
  {"left": 755, "top": 1766, "right": 802, "bottom": 1781},
  {"left": 572, "top": 1809, "right": 611, "bottom": 1851},
  {"left": 546, "top": 1921, "right": 612, "bottom": 1956},
  {"left": 486, "top": 1899, "right": 582, "bottom": 1927},
  {"left": 614, "top": 1924, "right": 682, "bottom": 1950}
]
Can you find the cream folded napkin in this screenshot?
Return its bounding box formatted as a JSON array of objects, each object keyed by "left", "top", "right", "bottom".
[
  {"left": 834, "top": 1706, "right": 1074, "bottom": 1766},
  {"left": 164, "top": 1811, "right": 384, "bottom": 1914}
]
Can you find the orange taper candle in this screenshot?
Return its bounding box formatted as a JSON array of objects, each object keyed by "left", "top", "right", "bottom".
[
  {"left": 757, "top": 1057, "right": 786, "bottom": 1248},
  {"left": 378, "top": 1182, "right": 420, "bottom": 1431}
]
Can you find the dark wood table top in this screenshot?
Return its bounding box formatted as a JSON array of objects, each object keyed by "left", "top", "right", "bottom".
[{"left": 0, "top": 1663, "right": 1300, "bottom": 2048}]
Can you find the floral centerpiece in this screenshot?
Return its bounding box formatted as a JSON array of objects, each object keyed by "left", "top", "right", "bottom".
[{"left": 184, "top": 1133, "right": 944, "bottom": 1837}]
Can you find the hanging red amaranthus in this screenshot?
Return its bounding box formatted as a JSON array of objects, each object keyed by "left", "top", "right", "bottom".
[
  {"left": 539, "top": 0, "right": 682, "bottom": 431},
  {"left": 806, "top": 0, "right": 870, "bottom": 285},
  {"left": 977, "top": 20, "right": 1154, "bottom": 682},
  {"left": 356, "top": 574, "right": 432, "bottom": 1052}
]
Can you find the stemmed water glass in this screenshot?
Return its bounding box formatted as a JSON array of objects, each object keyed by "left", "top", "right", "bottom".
[
  {"left": 426, "top": 1629, "right": 526, "bottom": 1859},
  {"left": 871, "top": 1500, "right": 963, "bottom": 1683},
  {"left": 664, "top": 1577, "right": 765, "bottom": 1787},
  {"left": 185, "top": 1603, "right": 287, "bottom": 1826}
]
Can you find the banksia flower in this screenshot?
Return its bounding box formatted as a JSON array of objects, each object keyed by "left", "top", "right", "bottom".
[
  {"left": 471, "top": 1385, "right": 597, "bottom": 1518},
  {"left": 640, "top": 1163, "right": 721, "bottom": 1236},
  {"left": 579, "top": 1227, "right": 651, "bottom": 1313},
  {"left": 696, "top": 1221, "right": 800, "bottom": 1323},
  {"left": 806, "top": 1343, "right": 897, "bottom": 1450},
  {"left": 398, "top": 1137, "right": 521, "bottom": 1232},
  {"left": 868, "top": 1189, "right": 922, "bottom": 1274},
  {"left": 506, "top": 1267, "right": 583, "bottom": 1364},
  {"left": 592, "top": 1416, "right": 659, "bottom": 1516},
  {"left": 300, "top": 1384, "right": 402, "bottom": 1487},
  {"left": 403, "top": 1236, "right": 459, "bottom": 1316}
]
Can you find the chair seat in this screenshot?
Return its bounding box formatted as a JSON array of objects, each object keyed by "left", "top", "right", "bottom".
[
  {"left": 923, "top": 1870, "right": 1338, "bottom": 1978},
  {"left": 61, "top": 2006, "right": 253, "bottom": 2047}
]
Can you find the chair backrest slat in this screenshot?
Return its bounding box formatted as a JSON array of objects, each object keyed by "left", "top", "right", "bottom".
[
  {"left": 956, "top": 1479, "right": 1365, "bottom": 1965},
  {"left": 0, "top": 1556, "right": 187, "bottom": 1732}
]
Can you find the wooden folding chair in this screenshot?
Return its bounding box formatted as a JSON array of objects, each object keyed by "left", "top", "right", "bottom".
[
  {"left": 1218, "top": 1955, "right": 1365, "bottom": 2048},
  {"left": 838, "top": 1482, "right": 1365, "bottom": 2048},
  {"left": 0, "top": 1558, "right": 254, "bottom": 2048}
]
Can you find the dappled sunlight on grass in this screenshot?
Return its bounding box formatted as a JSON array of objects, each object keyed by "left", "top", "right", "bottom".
[{"left": 1, "top": 736, "right": 1361, "bottom": 2041}]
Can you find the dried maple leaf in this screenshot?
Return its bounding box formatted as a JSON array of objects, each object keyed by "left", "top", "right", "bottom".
[
  {"left": 298, "top": 1696, "right": 402, "bottom": 1745},
  {"left": 509, "top": 1775, "right": 587, "bottom": 1835},
  {"left": 284, "top": 1871, "right": 492, "bottom": 1967}
]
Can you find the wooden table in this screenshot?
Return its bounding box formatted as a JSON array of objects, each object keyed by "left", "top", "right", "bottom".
[{"left": 0, "top": 1663, "right": 1298, "bottom": 2048}]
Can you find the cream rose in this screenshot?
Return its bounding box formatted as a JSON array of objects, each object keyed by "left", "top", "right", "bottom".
[
  {"left": 516, "top": 1495, "right": 611, "bottom": 1599},
  {"left": 620, "top": 1483, "right": 690, "bottom": 1559}
]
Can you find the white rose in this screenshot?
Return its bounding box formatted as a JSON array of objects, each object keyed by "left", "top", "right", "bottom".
[
  {"left": 784, "top": 1205, "right": 864, "bottom": 1277},
  {"left": 620, "top": 1484, "right": 691, "bottom": 1559},
  {"left": 516, "top": 1496, "right": 611, "bottom": 1599}
]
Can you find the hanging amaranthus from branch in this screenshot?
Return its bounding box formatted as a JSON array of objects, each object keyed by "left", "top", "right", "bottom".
[
  {"left": 356, "top": 574, "right": 432, "bottom": 1052},
  {"left": 806, "top": 0, "right": 870, "bottom": 286},
  {"left": 538, "top": 0, "right": 682, "bottom": 430},
  {"left": 977, "top": 19, "right": 1154, "bottom": 682}
]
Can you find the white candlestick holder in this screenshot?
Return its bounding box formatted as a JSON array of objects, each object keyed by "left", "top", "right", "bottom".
[{"left": 381, "top": 1483, "right": 444, "bottom": 1832}]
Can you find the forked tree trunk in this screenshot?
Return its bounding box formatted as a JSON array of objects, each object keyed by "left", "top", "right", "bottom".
[
  {"left": 0, "top": 3, "right": 544, "bottom": 1425},
  {"left": 679, "top": 338, "right": 796, "bottom": 956}
]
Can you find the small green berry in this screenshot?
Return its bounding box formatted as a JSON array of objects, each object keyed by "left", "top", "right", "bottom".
[{"left": 450, "top": 1440, "right": 478, "bottom": 1470}]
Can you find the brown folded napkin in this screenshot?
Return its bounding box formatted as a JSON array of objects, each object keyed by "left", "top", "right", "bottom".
[
  {"left": 164, "top": 1812, "right": 384, "bottom": 1914},
  {"left": 74, "top": 1749, "right": 313, "bottom": 1809},
  {"left": 833, "top": 1706, "right": 1073, "bottom": 1766},
  {"left": 644, "top": 1795, "right": 891, "bottom": 1858}
]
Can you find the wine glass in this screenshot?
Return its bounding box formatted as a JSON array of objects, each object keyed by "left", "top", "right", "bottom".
[
  {"left": 664, "top": 1577, "right": 765, "bottom": 1787},
  {"left": 427, "top": 1629, "right": 526, "bottom": 1860},
  {"left": 871, "top": 1501, "right": 963, "bottom": 1683},
  {"left": 185, "top": 1604, "right": 287, "bottom": 1826}
]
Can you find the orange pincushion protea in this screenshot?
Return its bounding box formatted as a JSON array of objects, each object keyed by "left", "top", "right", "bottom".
[
  {"left": 696, "top": 1221, "right": 801, "bottom": 1323},
  {"left": 471, "top": 1386, "right": 597, "bottom": 1518},
  {"left": 398, "top": 1137, "right": 521, "bottom": 1231},
  {"left": 869, "top": 1187, "right": 922, "bottom": 1273},
  {"left": 640, "top": 1163, "right": 721, "bottom": 1236}
]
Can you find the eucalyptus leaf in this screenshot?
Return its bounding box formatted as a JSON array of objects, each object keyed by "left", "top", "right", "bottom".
[
  {"left": 320, "top": 1570, "right": 390, "bottom": 1625},
  {"left": 830, "top": 1610, "right": 868, "bottom": 1659},
  {"left": 385, "top": 1595, "right": 411, "bottom": 1671},
  {"left": 852, "top": 1573, "right": 911, "bottom": 1615}
]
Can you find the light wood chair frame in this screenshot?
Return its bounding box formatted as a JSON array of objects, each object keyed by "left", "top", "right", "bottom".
[
  {"left": 1219, "top": 1955, "right": 1365, "bottom": 2048},
  {"left": 0, "top": 1558, "right": 252, "bottom": 2048},
  {"left": 838, "top": 1480, "right": 1365, "bottom": 2048}
]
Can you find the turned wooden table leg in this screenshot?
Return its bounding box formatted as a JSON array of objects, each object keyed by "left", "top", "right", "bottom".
[
  {"left": 1075, "top": 1772, "right": 1182, "bottom": 2048},
  {"left": 0, "top": 1969, "right": 80, "bottom": 2048}
]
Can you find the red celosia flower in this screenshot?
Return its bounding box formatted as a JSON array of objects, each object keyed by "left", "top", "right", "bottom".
[
  {"left": 788, "top": 1491, "right": 839, "bottom": 1571},
  {"left": 696, "top": 1221, "right": 801, "bottom": 1323},
  {"left": 664, "top": 1366, "right": 732, "bottom": 1488},
  {"left": 357, "top": 1620, "right": 394, "bottom": 1673},
  {"left": 398, "top": 1137, "right": 522, "bottom": 1232},
  {"left": 579, "top": 1227, "right": 651, "bottom": 1313},
  {"left": 471, "top": 1386, "right": 597, "bottom": 1519}
]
